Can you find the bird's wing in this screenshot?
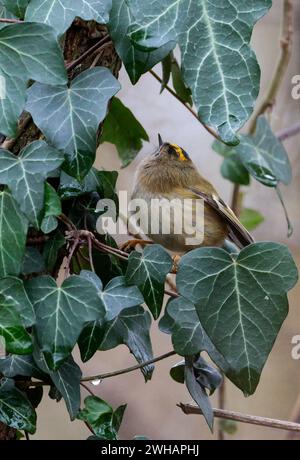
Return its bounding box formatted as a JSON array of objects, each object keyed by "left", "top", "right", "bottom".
[{"left": 189, "top": 186, "right": 255, "bottom": 248}]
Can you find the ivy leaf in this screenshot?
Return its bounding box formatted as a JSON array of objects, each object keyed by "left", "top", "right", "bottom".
[
  {"left": 41, "top": 215, "right": 58, "bottom": 234},
  {"left": 221, "top": 157, "right": 250, "bottom": 185},
  {"left": 42, "top": 231, "right": 65, "bottom": 273},
  {"left": 212, "top": 139, "right": 250, "bottom": 185},
  {"left": 0, "top": 190, "right": 28, "bottom": 278},
  {"left": 0, "top": 22, "right": 67, "bottom": 137},
  {"left": 0, "top": 141, "right": 64, "bottom": 227},
  {"left": 0, "top": 4, "right": 17, "bottom": 19},
  {"left": 78, "top": 396, "right": 126, "bottom": 440},
  {"left": 235, "top": 116, "right": 292, "bottom": 187},
  {"left": 125, "top": 245, "right": 173, "bottom": 319},
  {"left": 171, "top": 58, "right": 192, "bottom": 105},
  {"left": 1, "top": 0, "right": 29, "bottom": 18},
  {"left": 109, "top": 0, "right": 175, "bottom": 84},
  {"left": 99, "top": 306, "right": 154, "bottom": 380},
  {"left": 160, "top": 53, "right": 172, "bottom": 93},
  {"left": 80, "top": 271, "right": 144, "bottom": 321},
  {"left": 25, "top": 0, "right": 111, "bottom": 35},
  {"left": 27, "top": 68, "right": 121, "bottom": 180},
  {"left": 0, "top": 294, "right": 33, "bottom": 355},
  {"left": 22, "top": 247, "right": 46, "bottom": 275},
  {"left": 159, "top": 296, "right": 230, "bottom": 373},
  {"left": 43, "top": 183, "right": 62, "bottom": 218},
  {"left": 0, "top": 277, "right": 35, "bottom": 327},
  {"left": 177, "top": 243, "right": 298, "bottom": 395},
  {"left": 0, "top": 378, "right": 36, "bottom": 434},
  {"left": 79, "top": 306, "right": 153, "bottom": 380},
  {"left": 0, "top": 354, "right": 44, "bottom": 379},
  {"left": 126, "top": 0, "right": 272, "bottom": 144},
  {"left": 40, "top": 183, "right": 61, "bottom": 234},
  {"left": 49, "top": 356, "right": 82, "bottom": 421},
  {"left": 185, "top": 357, "right": 214, "bottom": 431},
  {"left": 240, "top": 208, "right": 264, "bottom": 231},
  {"left": 101, "top": 97, "right": 149, "bottom": 167},
  {"left": 25, "top": 273, "right": 106, "bottom": 370}
]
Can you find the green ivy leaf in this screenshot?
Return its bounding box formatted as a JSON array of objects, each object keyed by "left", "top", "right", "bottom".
[
  {"left": 0, "top": 294, "right": 33, "bottom": 355},
  {"left": 160, "top": 52, "right": 172, "bottom": 93},
  {"left": 0, "top": 4, "right": 17, "bottom": 19},
  {"left": 1, "top": 0, "right": 29, "bottom": 18},
  {"left": 0, "top": 378, "right": 36, "bottom": 434},
  {"left": 126, "top": 0, "right": 272, "bottom": 144},
  {"left": 212, "top": 139, "right": 250, "bottom": 185},
  {"left": 109, "top": 0, "right": 175, "bottom": 84},
  {"left": 44, "top": 183, "right": 62, "bottom": 218},
  {"left": 27, "top": 68, "right": 121, "bottom": 180},
  {"left": 101, "top": 97, "right": 149, "bottom": 167},
  {"left": 177, "top": 243, "right": 298, "bottom": 395},
  {"left": 78, "top": 396, "right": 126, "bottom": 440},
  {"left": 22, "top": 247, "right": 45, "bottom": 275},
  {"left": 0, "top": 190, "right": 28, "bottom": 278},
  {"left": 240, "top": 208, "right": 264, "bottom": 231},
  {"left": 185, "top": 357, "right": 214, "bottom": 431},
  {"left": 0, "top": 22, "right": 67, "bottom": 137},
  {"left": 80, "top": 271, "right": 144, "bottom": 321},
  {"left": 0, "top": 141, "right": 64, "bottom": 227},
  {"left": 25, "top": 0, "right": 111, "bottom": 35},
  {"left": 159, "top": 297, "right": 230, "bottom": 373},
  {"left": 171, "top": 58, "right": 192, "bottom": 105},
  {"left": 0, "top": 277, "right": 35, "bottom": 327},
  {"left": 42, "top": 231, "right": 65, "bottom": 273},
  {"left": 49, "top": 356, "right": 82, "bottom": 420},
  {"left": 235, "top": 116, "right": 292, "bottom": 187},
  {"left": 221, "top": 157, "right": 250, "bottom": 186},
  {"left": 125, "top": 245, "right": 173, "bottom": 319},
  {"left": 0, "top": 354, "right": 44, "bottom": 379},
  {"left": 41, "top": 215, "right": 58, "bottom": 234},
  {"left": 25, "top": 273, "right": 106, "bottom": 369},
  {"left": 79, "top": 306, "right": 153, "bottom": 380}
]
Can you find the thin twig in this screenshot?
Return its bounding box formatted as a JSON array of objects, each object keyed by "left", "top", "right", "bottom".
[
  {"left": 24, "top": 431, "right": 30, "bottom": 441},
  {"left": 25, "top": 351, "right": 177, "bottom": 388},
  {"left": 179, "top": 403, "right": 300, "bottom": 433},
  {"left": 149, "top": 69, "right": 221, "bottom": 142},
  {"left": 64, "top": 239, "right": 79, "bottom": 279},
  {"left": 80, "top": 382, "right": 95, "bottom": 397},
  {"left": 87, "top": 235, "right": 95, "bottom": 272},
  {"left": 277, "top": 121, "right": 300, "bottom": 142},
  {"left": 0, "top": 18, "right": 23, "bottom": 24},
  {"left": 217, "top": 380, "right": 226, "bottom": 440},
  {"left": 81, "top": 351, "right": 176, "bottom": 382},
  {"left": 66, "top": 36, "right": 112, "bottom": 72}
]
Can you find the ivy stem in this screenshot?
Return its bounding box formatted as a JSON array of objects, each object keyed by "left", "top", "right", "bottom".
[
  {"left": 230, "top": 0, "right": 294, "bottom": 215},
  {"left": 179, "top": 403, "right": 300, "bottom": 433},
  {"left": 24, "top": 351, "right": 177, "bottom": 388},
  {"left": 81, "top": 350, "right": 176, "bottom": 382},
  {"left": 277, "top": 121, "right": 300, "bottom": 142},
  {"left": 0, "top": 18, "right": 23, "bottom": 24},
  {"left": 149, "top": 69, "right": 221, "bottom": 142}
]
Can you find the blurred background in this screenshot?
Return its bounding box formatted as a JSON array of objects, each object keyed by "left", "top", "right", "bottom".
[{"left": 34, "top": 1, "right": 300, "bottom": 440}]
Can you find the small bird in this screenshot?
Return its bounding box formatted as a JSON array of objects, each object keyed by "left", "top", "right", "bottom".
[{"left": 129, "top": 135, "right": 254, "bottom": 253}]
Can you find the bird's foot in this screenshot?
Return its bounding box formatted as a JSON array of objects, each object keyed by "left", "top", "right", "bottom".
[
  {"left": 120, "top": 239, "right": 153, "bottom": 253},
  {"left": 171, "top": 255, "right": 181, "bottom": 274}
]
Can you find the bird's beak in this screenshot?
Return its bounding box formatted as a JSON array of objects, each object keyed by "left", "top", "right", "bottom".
[{"left": 158, "top": 133, "right": 164, "bottom": 148}]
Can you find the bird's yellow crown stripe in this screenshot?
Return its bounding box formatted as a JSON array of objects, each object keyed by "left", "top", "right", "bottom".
[{"left": 170, "top": 143, "right": 187, "bottom": 161}]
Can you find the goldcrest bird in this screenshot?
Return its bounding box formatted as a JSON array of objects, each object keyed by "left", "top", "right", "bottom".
[{"left": 130, "top": 135, "right": 254, "bottom": 253}]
